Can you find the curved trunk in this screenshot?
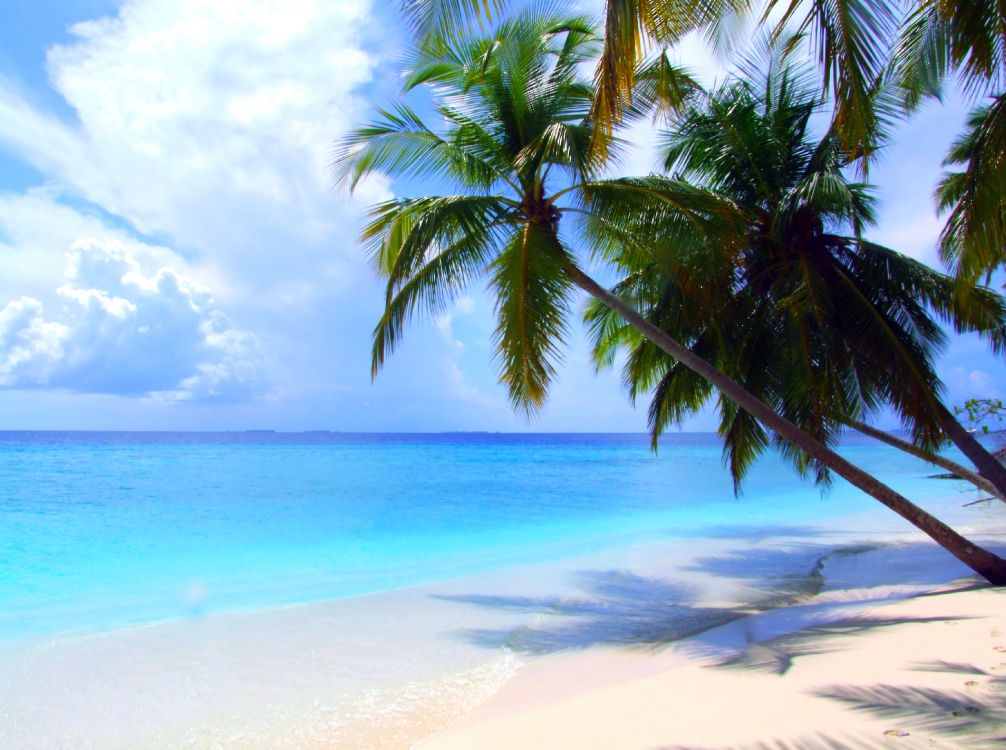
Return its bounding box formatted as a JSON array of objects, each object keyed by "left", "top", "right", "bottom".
[
  {"left": 936, "top": 404, "right": 1006, "bottom": 500},
  {"left": 848, "top": 420, "right": 1006, "bottom": 503},
  {"left": 565, "top": 263, "right": 1006, "bottom": 585}
]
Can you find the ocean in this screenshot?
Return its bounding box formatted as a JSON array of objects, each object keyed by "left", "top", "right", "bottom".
[{"left": 0, "top": 430, "right": 980, "bottom": 643}]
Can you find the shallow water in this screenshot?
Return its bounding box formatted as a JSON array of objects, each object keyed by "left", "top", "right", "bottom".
[{"left": 0, "top": 430, "right": 982, "bottom": 642}]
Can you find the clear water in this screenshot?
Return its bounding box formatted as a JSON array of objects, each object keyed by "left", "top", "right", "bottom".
[{"left": 0, "top": 431, "right": 971, "bottom": 641}]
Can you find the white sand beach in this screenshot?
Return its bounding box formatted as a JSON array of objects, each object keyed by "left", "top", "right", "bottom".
[
  {"left": 423, "top": 555, "right": 1006, "bottom": 749},
  {"left": 1, "top": 495, "right": 1003, "bottom": 748}
]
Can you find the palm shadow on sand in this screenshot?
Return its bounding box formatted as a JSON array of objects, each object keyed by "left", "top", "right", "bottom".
[
  {"left": 659, "top": 661, "right": 1006, "bottom": 750},
  {"left": 434, "top": 569, "right": 750, "bottom": 653},
  {"left": 435, "top": 541, "right": 1005, "bottom": 747},
  {"left": 435, "top": 540, "right": 984, "bottom": 655}
]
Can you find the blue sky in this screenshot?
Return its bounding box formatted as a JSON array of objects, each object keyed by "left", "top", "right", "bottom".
[{"left": 0, "top": 0, "right": 1000, "bottom": 432}]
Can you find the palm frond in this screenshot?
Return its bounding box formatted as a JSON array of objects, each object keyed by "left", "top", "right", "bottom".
[
  {"left": 591, "top": 0, "right": 749, "bottom": 151},
  {"left": 765, "top": 0, "right": 897, "bottom": 163},
  {"left": 331, "top": 103, "right": 505, "bottom": 191},
  {"left": 400, "top": 0, "right": 505, "bottom": 47},
  {"left": 372, "top": 227, "right": 502, "bottom": 376},
  {"left": 936, "top": 94, "right": 1006, "bottom": 283},
  {"left": 490, "top": 222, "right": 573, "bottom": 415},
  {"left": 361, "top": 195, "right": 513, "bottom": 278}
]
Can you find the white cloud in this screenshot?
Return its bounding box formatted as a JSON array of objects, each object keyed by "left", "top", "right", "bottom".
[
  {"left": 0, "top": 0, "right": 390, "bottom": 296},
  {"left": 0, "top": 298, "right": 68, "bottom": 385},
  {"left": 434, "top": 313, "right": 458, "bottom": 346},
  {"left": 0, "top": 189, "right": 201, "bottom": 302},
  {"left": 944, "top": 366, "right": 1002, "bottom": 401},
  {"left": 0, "top": 239, "right": 268, "bottom": 401}
]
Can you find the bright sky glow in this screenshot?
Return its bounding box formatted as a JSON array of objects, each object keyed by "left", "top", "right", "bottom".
[{"left": 0, "top": 0, "right": 1000, "bottom": 431}]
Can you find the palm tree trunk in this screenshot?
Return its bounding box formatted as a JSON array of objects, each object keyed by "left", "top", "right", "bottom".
[
  {"left": 936, "top": 404, "right": 1006, "bottom": 500},
  {"left": 848, "top": 420, "right": 1006, "bottom": 503},
  {"left": 564, "top": 263, "right": 1006, "bottom": 585}
]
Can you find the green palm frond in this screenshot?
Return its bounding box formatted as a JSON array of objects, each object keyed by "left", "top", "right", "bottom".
[
  {"left": 895, "top": 0, "right": 948, "bottom": 106},
  {"left": 628, "top": 51, "right": 703, "bottom": 120},
  {"left": 579, "top": 176, "right": 745, "bottom": 266},
  {"left": 584, "top": 293, "right": 639, "bottom": 370},
  {"left": 332, "top": 103, "right": 507, "bottom": 191},
  {"left": 895, "top": 0, "right": 1006, "bottom": 111},
  {"left": 591, "top": 0, "right": 749, "bottom": 150},
  {"left": 647, "top": 359, "right": 714, "bottom": 444},
  {"left": 490, "top": 222, "right": 573, "bottom": 414},
  {"left": 936, "top": 94, "right": 1006, "bottom": 283},
  {"left": 855, "top": 240, "right": 1006, "bottom": 354},
  {"left": 764, "top": 0, "right": 897, "bottom": 162},
  {"left": 361, "top": 195, "right": 513, "bottom": 277},
  {"left": 372, "top": 227, "right": 503, "bottom": 376},
  {"left": 400, "top": 0, "right": 505, "bottom": 46}
]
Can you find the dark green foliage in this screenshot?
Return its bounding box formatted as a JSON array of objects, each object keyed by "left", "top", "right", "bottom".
[{"left": 588, "top": 49, "right": 1006, "bottom": 490}]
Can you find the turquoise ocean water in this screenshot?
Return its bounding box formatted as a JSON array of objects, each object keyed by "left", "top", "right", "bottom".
[{"left": 0, "top": 431, "right": 975, "bottom": 642}]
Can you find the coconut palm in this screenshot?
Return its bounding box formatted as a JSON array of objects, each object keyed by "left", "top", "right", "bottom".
[
  {"left": 585, "top": 50, "right": 1006, "bottom": 498},
  {"left": 333, "top": 11, "right": 1006, "bottom": 582},
  {"left": 402, "top": 0, "right": 1006, "bottom": 279},
  {"left": 933, "top": 96, "right": 1006, "bottom": 283},
  {"left": 892, "top": 1, "right": 1006, "bottom": 283},
  {"left": 405, "top": 0, "right": 900, "bottom": 159}
]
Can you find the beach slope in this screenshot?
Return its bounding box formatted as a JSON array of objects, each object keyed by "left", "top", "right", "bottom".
[{"left": 423, "top": 579, "right": 1006, "bottom": 749}]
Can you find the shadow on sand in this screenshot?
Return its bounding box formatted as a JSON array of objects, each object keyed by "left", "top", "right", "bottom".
[
  {"left": 434, "top": 569, "right": 751, "bottom": 653},
  {"left": 659, "top": 656, "right": 1006, "bottom": 750},
  {"left": 435, "top": 540, "right": 1005, "bottom": 747},
  {"left": 435, "top": 539, "right": 980, "bottom": 655},
  {"left": 433, "top": 539, "right": 845, "bottom": 653}
]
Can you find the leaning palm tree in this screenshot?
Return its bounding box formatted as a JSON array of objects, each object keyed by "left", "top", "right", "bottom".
[
  {"left": 333, "top": 11, "right": 1006, "bottom": 582},
  {"left": 401, "top": 0, "right": 1006, "bottom": 281},
  {"left": 585, "top": 48, "right": 1006, "bottom": 502}
]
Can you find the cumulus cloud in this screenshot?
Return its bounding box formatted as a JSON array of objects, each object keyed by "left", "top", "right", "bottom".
[
  {"left": 0, "top": 0, "right": 398, "bottom": 415},
  {"left": 0, "top": 0, "right": 391, "bottom": 296},
  {"left": 0, "top": 239, "right": 268, "bottom": 401},
  {"left": 944, "top": 365, "right": 1002, "bottom": 401}
]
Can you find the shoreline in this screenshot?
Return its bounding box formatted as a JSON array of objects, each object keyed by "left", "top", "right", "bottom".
[
  {"left": 418, "top": 504, "right": 1006, "bottom": 748},
  {"left": 1, "top": 493, "right": 1003, "bottom": 747}
]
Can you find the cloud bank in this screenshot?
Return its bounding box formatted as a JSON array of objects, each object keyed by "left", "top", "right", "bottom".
[{"left": 0, "top": 240, "right": 268, "bottom": 401}]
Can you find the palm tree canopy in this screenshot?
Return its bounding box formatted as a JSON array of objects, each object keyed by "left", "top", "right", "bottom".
[
  {"left": 585, "top": 51, "right": 1006, "bottom": 488},
  {"left": 332, "top": 8, "right": 707, "bottom": 414},
  {"left": 590, "top": 0, "right": 902, "bottom": 162},
  {"left": 896, "top": 0, "right": 1006, "bottom": 99},
  {"left": 935, "top": 94, "right": 1006, "bottom": 283},
  {"left": 897, "top": 1, "right": 1006, "bottom": 282}
]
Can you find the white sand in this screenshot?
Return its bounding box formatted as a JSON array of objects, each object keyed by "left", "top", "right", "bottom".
[{"left": 423, "top": 548, "right": 1006, "bottom": 750}]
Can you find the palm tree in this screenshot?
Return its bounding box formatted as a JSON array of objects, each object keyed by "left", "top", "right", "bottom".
[
  {"left": 847, "top": 420, "right": 1004, "bottom": 500},
  {"left": 402, "top": 0, "right": 899, "bottom": 158},
  {"left": 402, "top": 0, "right": 1006, "bottom": 277},
  {"left": 892, "top": 2, "right": 1006, "bottom": 287},
  {"left": 934, "top": 97, "right": 1006, "bottom": 283},
  {"left": 584, "top": 49, "right": 1006, "bottom": 505},
  {"left": 333, "top": 11, "right": 1006, "bottom": 583}
]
